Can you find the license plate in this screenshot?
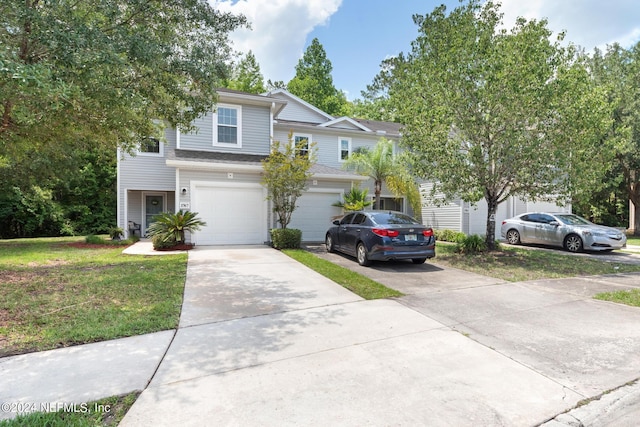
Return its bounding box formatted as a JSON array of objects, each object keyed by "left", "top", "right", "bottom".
[{"left": 405, "top": 234, "right": 417, "bottom": 241}]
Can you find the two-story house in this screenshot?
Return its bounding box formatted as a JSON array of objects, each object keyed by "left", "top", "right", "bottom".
[{"left": 117, "top": 89, "right": 406, "bottom": 245}]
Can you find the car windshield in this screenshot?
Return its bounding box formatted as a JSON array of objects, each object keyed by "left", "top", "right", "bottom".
[
  {"left": 555, "top": 214, "right": 591, "bottom": 226},
  {"left": 370, "top": 212, "right": 418, "bottom": 225}
]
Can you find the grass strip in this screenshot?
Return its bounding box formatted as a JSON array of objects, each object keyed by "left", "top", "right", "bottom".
[
  {"left": 282, "top": 249, "right": 403, "bottom": 299},
  {"left": 594, "top": 289, "right": 640, "bottom": 307},
  {"left": 432, "top": 242, "right": 640, "bottom": 282},
  {"left": 0, "top": 392, "right": 138, "bottom": 427}
]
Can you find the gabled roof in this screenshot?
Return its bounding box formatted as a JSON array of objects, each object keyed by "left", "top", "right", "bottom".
[
  {"left": 353, "top": 119, "right": 402, "bottom": 137},
  {"left": 319, "top": 117, "right": 372, "bottom": 132},
  {"left": 217, "top": 88, "right": 287, "bottom": 116},
  {"left": 264, "top": 89, "right": 335, "bottom": 122}
]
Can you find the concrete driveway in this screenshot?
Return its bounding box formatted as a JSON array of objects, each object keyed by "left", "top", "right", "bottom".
[
  {"left": 310, "top": 245, "right": 640, "bottom": 424},
  {"left": 119, "top": 245, "right": 640, "bottom": 426}
]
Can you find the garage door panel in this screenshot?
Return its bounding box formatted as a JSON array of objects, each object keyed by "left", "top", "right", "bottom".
[
  {"left": 289, "top": 192, "right": 343, "bottom": 242},
  {"left": 194, "top": 185, "right": 265, "bottom": 245}
]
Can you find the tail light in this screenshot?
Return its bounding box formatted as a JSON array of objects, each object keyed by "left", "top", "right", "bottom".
[
  {"left": 422, "top": 229, "right": 434, "bottom": 237},
  {"left": 372, "top": 228, "right": 399, "bottom": 237}
]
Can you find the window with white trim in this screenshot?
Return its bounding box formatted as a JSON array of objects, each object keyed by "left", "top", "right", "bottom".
[
  {"left": 339, "top": 137, "right": 352, "bottom": 161},
  {"left": 214, "top": 104, "right": 242, "bottom": 147},
  {"left": 293, "top": 134, "right": 312, "bottom": 158},
  {"left": 138, "top": 137, "right": 163, "bottom": 156}
]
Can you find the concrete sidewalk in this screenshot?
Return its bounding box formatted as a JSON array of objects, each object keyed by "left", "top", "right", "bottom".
[{"left": 2, "top": 244, "right": 640, "bottom": 425}]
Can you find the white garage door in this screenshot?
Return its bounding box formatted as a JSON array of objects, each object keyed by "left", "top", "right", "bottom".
[
  {"left": 289, "top": 191, "right": 343, "bottom": 242},
  {"left": 193, "top": 183, "right": 266, "bottom": 245}
]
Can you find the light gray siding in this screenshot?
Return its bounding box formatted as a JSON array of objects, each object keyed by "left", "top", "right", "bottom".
[
  {"left": 241, "top": 105, "right": 271, "bottom": 154},
  {"left": 420, "top": 182, "right": 463, "bottom": 230},
  {"left": 271, "top": 93, "right": 330, "bottom": 124},
  {"left": 179, "top": 112, "right": 213, "bottom": 150},
  {"left": 178, "top": 105, "right": 271, "bottom": 154},
  {"left": 119, "top": 126, "right": 176, "bottom": 190},
  {"left": 273, "top": 127, "right": 384, "bottom": 170}
]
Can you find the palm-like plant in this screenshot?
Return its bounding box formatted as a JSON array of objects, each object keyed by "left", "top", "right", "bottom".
[
  {"left": 146, "top": 210, "right": 206, "bottom": 246},
  {"left": 332, "top": 186, "right": 372, "bottom": 211},
  {"left": 343, "top": 138, "right": 421, "bottom": 213}
]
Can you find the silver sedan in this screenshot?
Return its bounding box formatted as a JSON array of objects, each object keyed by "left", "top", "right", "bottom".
[{"left": 500, "top": 212, "right": 627, "bottom": 253}]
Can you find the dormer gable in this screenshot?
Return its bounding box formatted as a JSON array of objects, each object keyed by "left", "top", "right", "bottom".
[
  {"left": 265, "top": 89, "right": 334, "bottom": 125},
  {"left": 319, "top": 117, "right": 372, "bottom": 132}
]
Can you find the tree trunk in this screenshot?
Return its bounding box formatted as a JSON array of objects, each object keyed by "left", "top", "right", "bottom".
[
  {"left": 633, "top": 199, "right": 640, "bottom": 236},
  {"left": 374, "top": 179, "right": 382, "bottom": 210},
  {"left": 485, "top": 196, "right": 498, "bottom": 251}
]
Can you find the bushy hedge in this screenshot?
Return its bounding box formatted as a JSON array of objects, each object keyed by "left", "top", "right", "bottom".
[
  {"left": 152, "top": 234, "right": 177, "bottom": 250},
  {"left": 434, "top": 229, "right": 501, "bottom": 253},
  {"left": 434, "top": 229, "right": 467, "bottom": 243},
  {"left": 456, "top": 234, "right": 487, "bottom": 253},
  {"left": 270, "top": 228, "right": 302, "bottom": 249}
]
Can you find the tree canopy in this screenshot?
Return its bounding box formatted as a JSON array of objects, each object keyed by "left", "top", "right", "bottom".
[
  {"left": 287, "top": 38, "right": 351, "bottom": 116},
  {"left": 262, "top": 134, "right": 315, "bottom": 229},
  {"left": 380, "top": 0, "right": 610, "bottom": 248},
  {"left": 343, "top": 138, "right": 421, "bottom": 215},
  {"left": 590, "top": 41, "right": 640, "bottom": 232},
  {"left": 1, "top": 0, "right": 246, "bottom": 160},
  {"left": 225, "top": 50, "right": 266, "bottom": 94}
]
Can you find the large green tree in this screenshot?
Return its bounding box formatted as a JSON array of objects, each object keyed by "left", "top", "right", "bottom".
[
  {"left": 383, "top": 0, "right": 609, "bottom": 249},
  {"left": 0, "top": 0, "right": 245, "bottom": 237},
  {"left": 1, "top": 0, "right": 246, "bottom": 163},
  {"left": 590, "top": 42, "right": 640, "bottom": 233},
  {"left": 225, "top": 50, "right": 266, "bottom": 94},
  {"left": 287, "top": 38, "right": 351, "bottom": 116}
]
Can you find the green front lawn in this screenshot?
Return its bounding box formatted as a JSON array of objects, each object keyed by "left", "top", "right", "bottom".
[
  {"left": 626, "top": 235, "right": 640, "bottom": 246},
  {"left": 432, "top": 242, "right": 640, "bottom": 282},
  {"left": 0, "top": 237, "right": 187, "bottom": 357}
]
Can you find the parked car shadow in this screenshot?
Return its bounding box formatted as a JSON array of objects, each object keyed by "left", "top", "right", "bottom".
[{"left": 304, "top": 244, "right": 444, "bottom": 272}]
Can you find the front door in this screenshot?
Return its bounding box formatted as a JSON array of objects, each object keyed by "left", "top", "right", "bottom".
[{"left": 145, "top": 194, "right": 165, "bottom": 234}]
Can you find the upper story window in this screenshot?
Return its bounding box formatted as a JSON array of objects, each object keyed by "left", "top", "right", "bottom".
[
  {"left": 339, "top": 137, "right": 352, "bottom": 162},
  {"left": 293, "top": 134, "right": 311, "bottom": 158},
  {"left": 214, "top": 104, "right": 242, "bottom": 147},
  {"left": 138, "top": 137, "right": 163, "bottom": 157}
]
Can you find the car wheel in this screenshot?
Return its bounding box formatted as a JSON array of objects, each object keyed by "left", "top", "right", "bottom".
[
  {"left": 564, "top": 234, "right": 583, "bottom": 253},
  {"left": 325, "top": 234, "right": 335, "bottom": 253},
  {"left": 356, "top": 243, "right": 371, "bottom": 266},
  {"left": 412, "top": 258, "right": 427, "bottom": 264},
  {"left": 506, "top": 229, "right": 521, "bottom": 245}
]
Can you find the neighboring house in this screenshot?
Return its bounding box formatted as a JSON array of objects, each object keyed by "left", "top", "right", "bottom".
[
  {"left": 117, "top": 88, "right": 406, "bottom": 245},
  {"left": 419, "top": 182, "right": 571, "bottom": 240}
]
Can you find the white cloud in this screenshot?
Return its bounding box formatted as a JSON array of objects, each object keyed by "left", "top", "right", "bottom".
[
  {"left": 214, "top": 0, "right": 342, "bottom": 84},
  {"left": 497, "top": 0, "right": 640, "bottom": 51}
]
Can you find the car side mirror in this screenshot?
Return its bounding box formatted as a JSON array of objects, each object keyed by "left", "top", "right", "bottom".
[
  {"left": 333, "top": 220, "right": 340, "bottom": 225},
  {"left": 549, "top": 221, "right": 559, "bottom": 226}
]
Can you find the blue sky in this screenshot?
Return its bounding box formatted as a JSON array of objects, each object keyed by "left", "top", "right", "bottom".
[{"left": 215, "top": 0, "right": 640, "bottom": 101}]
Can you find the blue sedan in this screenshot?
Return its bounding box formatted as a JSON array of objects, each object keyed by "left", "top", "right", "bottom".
[{"left": 325, "top": 210, "right": 436, "bottom": 266}]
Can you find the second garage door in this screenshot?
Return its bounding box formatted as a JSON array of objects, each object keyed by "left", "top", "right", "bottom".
[
  {"left": 289, "top": 190, "right": 343, "bottom": 242},
  {"left": 192, "top": 183, "right": 267, "bottom": 245}
]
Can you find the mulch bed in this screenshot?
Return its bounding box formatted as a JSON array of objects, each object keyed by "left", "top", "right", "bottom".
[{"left": 156, "top": 243, "right": 194, "bottom": 251}]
